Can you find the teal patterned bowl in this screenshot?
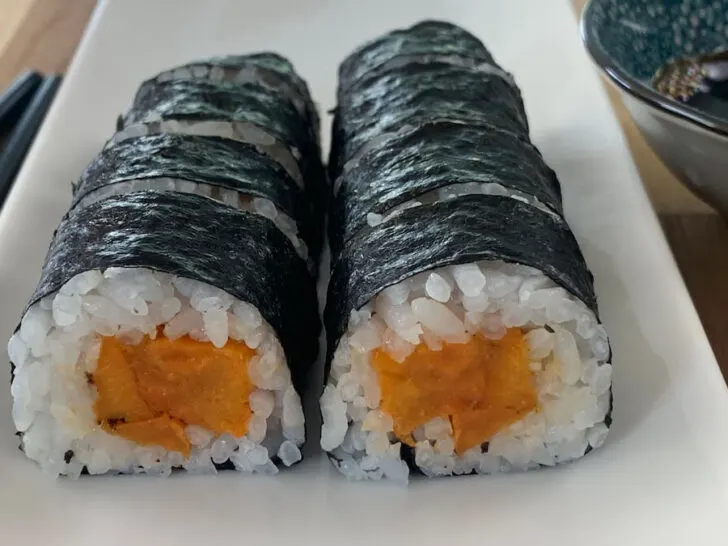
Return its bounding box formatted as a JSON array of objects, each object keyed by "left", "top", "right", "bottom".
[{"left": 582, "top": 0, "right": 728, "bottom": 214}]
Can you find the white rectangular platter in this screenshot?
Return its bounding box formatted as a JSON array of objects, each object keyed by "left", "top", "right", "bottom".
[{"left": 1, "top": 0, "right": 727, "bottom": 544}]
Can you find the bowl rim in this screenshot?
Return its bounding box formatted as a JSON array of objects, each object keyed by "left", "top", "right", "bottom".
[{"left": 580, "top": 0, "right": 728, "bottom": 138}]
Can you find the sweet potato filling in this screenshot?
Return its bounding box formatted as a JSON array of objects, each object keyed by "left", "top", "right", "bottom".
[
  {"left": 371, "top": 329, "right": 538, "bottom": 454},
  {"left": 92, "top": 335, "right": 256, "bottom": 456}
]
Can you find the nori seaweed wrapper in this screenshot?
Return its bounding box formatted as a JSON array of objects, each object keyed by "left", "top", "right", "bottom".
[
  {"left": 27, "top": 190, "right": 320, "bottom": 395},
  {"left": 324, "top": 21, "right": 612, "bottom": 475},
  {"left": 338, "top": 20, "right": 499, "bottom": 91},
  {"left": 329, "top": 63, "right": 528, "bottom": 174},
  {"left": 122, "top": 78, "right": 328, "bottom": 228},
  {"left": 141, "top": 52, "right": 320, "bottom": 135},
  {"left": 325, "top": 195, "right": 598, "bottom": 372},
  {"left": 124, "top": 79, "right": 313, "bottom": 149},
  {"left": 212, "top": 53, "right": 320, "bottom": 136},
  {"left": 205, "top": 53, "right": 319, "bottom": 133},
  {"left": 329, "top": 121, "right": 563, "bottom": 257},
  {"left": 70, "top": 133, "right": 320, "bottom": 259}
]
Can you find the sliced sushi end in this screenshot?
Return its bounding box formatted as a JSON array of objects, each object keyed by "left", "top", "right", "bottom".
[
  {"left": 321, "top": 260, "right": 612, "bottom": 482},
  {"left": 93, "top": 335, "right": 256, "bottom": 456},
  {"left": 370, "top": 328, "right": 538, "bottom": 455},
  {"left": 10, "top": 266, "right": 310, "bottom": 477}
]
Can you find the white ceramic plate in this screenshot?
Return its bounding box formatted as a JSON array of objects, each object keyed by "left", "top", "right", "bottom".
[{"left": 1, "top": 0, "right": 727, "bottom": 544}]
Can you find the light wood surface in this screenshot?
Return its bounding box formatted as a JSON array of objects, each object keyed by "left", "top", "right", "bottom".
[
  {"left": 0, "top": 0, "right": 34, "bottom": 62},
  {"left": 0, "top": 0, "right": 727, "bottom": 380},
  {"left": 0, "top": 0, "right": 96, "bottom": 89}
]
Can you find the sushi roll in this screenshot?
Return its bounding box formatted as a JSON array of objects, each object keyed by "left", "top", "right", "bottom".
[
  {"left": 150, "top": 52, "right": 320, "bottom": 135},
  {"left": 337, "top": 20, "right": 507, "bottom": 90},
  {"left": 8, "top": 52, "right": 324, "bottom": 477},
  {"left": 72, "top": 133, "right": 314, "bottom": 265},
  {"left": 108, "top": 59, "right": 327, "bottom": 256},
  {"left": 329, "top": 120, "right": 563, "bottom": 258},
  {"left": 116, "top": 79, "right": 310, "bottom": 185},
  {"left": 320, "top": 21, "right": 613, "bottom": 483},
  {"left": 322, "top": 198, "right": 611, "bottom": 481},
  {"left": 330, "top": 62, "right": 529, "bottom": 177},
  {"left": 329, "top": 21, "right": 528, "bottom": 178},
  {"left": 9, "top": 191, "right": 319, "bottom": 477}
]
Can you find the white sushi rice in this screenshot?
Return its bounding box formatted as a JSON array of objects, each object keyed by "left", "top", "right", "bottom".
[
  {"left": 365, "top": 181, "right": 558, "bottom": 229},
  {"left": 107, "top": 119, "right": 303, "bottom": 189},
  {"left": 9, "top": 268, "right": 306, "bottom": 478},
  {"left": 154, "top": 63, "right": 308, "bottom": 117},
  {"left": 320, "top": 260, "right": 611, "bottom": 484},
  {"left": 74, "top": 181, "right": 308, "bottom": 261}
]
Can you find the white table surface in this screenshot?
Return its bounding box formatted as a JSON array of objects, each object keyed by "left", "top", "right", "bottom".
[{"left": 0, "top": 0, "right": 727, "bottom": 544}]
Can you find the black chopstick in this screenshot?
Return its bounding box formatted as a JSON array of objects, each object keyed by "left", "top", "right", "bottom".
[
  {"left": 0, "top": 71, "right": 43, "bottom": 133},
  {"left": 0, "top": 74, "right": 62, "bottom": 208}
]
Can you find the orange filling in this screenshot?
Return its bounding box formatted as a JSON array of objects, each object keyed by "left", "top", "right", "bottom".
[
  {"left": 371, "top": 329, "right": 538, "bottom": 454},
  {"left": 92, "top": 334, "right": 256, "bottom": 456}
]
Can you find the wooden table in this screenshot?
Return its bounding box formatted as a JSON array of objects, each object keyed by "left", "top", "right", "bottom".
[{"left": 1, "top": 0, "right": 727, "bottom": 378}]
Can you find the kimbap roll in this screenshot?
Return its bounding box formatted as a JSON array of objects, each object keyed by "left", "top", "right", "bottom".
[
  {"left": 10, "top": 192, "right": 319, "bottom": 477},
  {"left": 328, "top": 120, "right": 563, "bottom": 258},
  {"left": 149, "top": 52, "right": 320, "bottom": 135},
  {"left": 320, "top": 21, "right": 613, "bottom": 483},
  {"left": 109, "top": 58, "right": 327, "bottom": 257},
  {"left": 72, "top": 133, "right": 314, "bottom": 266},
  {"left": 8, "top": 53, "right": 324, "bottom": 477}
]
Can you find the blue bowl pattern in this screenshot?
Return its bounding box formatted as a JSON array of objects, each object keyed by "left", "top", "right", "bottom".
[
  {"left": 584, "top": 0, "right": 728, "bottom": 134},
  {"left": 583, "top": 0, "right": 728, "bottom": 216},
  {"left": 589, "top": 0, "right": 728, "bottom": 81}
]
